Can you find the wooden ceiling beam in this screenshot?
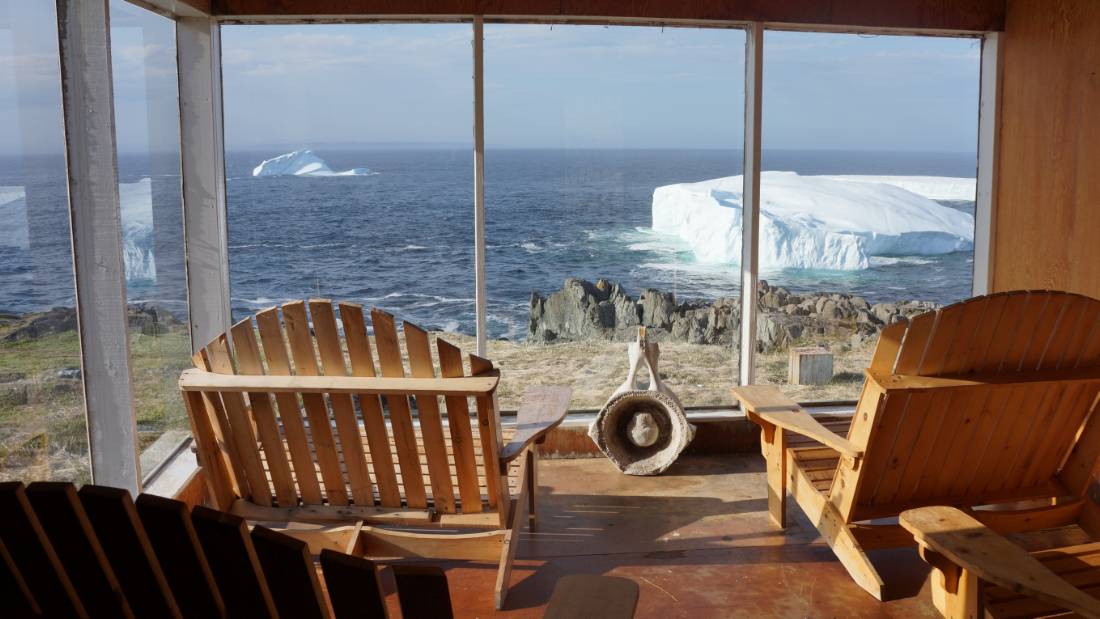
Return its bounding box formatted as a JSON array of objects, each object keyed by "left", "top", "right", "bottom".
[{"left": 209, "top": 0, "right": 1004, "bottom": 32}]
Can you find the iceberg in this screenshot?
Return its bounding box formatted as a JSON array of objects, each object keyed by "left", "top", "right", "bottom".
[
  {"left": 651, "top": 171, "right": 974, "bottom": 271},
  {"left": 818, "top": 175, "right": 976, "bottom": 202},
  {"left": 252, "top": 149, "right": 372, "bottom": 177}
]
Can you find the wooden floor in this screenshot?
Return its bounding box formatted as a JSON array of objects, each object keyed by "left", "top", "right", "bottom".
[{"left": 372, "top": 453, "right": 942, "bottom": 618}]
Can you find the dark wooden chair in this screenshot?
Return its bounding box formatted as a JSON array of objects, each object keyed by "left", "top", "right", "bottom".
[{"left": 0, "top": 482, "right": 464, "bottom": 618}]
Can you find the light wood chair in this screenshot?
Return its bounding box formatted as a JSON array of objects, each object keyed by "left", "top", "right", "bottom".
[
  {"left": 733, "top": 290, "right": 1100, "bottom": 600},
  {"left": 901, "top": 505, "right": 1100, "bottom": 618},
  {"left": 179, "top": 299, "right": 571, "bottom": 608}
]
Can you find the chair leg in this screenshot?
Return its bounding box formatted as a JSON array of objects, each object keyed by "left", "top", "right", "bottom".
[
  {"left": 762, "top": 425, "right": 787, "bottom": 529},
  {"left": 527, "top": 448, "right": 539, "bottom": 529},
  {"left": 495, "top": 450, "right": 533, "bottom": 610}
]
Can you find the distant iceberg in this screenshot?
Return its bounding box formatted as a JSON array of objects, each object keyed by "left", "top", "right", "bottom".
[
  {"left": 252, "top": 149, "right": 372, "bottom": 177},
  {"left": 119, "top": 178, "right": 156, "bottom": 282},
  {"left": 652, "top": 171, "right": 974, "bottom": 271}
]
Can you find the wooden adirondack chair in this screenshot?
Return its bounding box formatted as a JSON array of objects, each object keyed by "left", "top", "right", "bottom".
[
  {"left": 0, "top": 480, "right": 454, "bottom": 619},
  {"left": 901, "top": 505, "right": 1100, "bottom": 618},
  {"left": 733, "top": 290, "right": 1100, "bottom": 600},
  {"left": 179, "top": 299, "right": 571, "bottom": 608}
]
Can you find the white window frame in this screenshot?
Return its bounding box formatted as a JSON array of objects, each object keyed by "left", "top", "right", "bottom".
[{"left": 41, "top": 3, "right": 999, "bottom": 488}]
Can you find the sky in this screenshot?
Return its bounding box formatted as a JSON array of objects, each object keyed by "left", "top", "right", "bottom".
[{"left": 1, "top": 1, "right": 981, "bottom": 156}]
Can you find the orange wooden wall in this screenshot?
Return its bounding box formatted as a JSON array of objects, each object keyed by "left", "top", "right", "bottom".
[{"left": 992, "top": 0, "right": 1100, "bottom": 297}]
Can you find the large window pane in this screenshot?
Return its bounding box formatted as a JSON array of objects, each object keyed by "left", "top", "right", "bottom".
[
  {"left": 755, "top": 32, "right": 980, "bottom": 401},
  {"left": 0, "top": 1, "right": 88, "bottom": 481},
  {"left": 485, "top": 24, "right": 745, "bottom": 410},
  {"left": 221, "top": 25, "right": 473, "bottom": 336},
  {"left": 110, "top": 0, "right": 190, "bottom": 474}
]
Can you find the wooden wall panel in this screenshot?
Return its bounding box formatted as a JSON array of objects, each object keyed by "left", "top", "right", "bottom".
[
  {"left": 992, "top": 0, "right": 1100, "bottom": 298},
  {"left": 211, "top": 0, "right": 1005, "bottom": 31}
]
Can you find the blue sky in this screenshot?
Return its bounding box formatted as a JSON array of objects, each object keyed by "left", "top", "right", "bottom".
[{"left": 1, "top": 2, "right": 981, "bottom": 155}]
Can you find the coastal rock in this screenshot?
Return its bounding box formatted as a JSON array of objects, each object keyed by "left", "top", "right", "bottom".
[{"left": 528, "top": 278, "right": 939, "bottom": 353}]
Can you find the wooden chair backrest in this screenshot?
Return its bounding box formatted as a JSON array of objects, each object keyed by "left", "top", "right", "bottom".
[
  {"left": 840, "top": 291, "right": 1100, "bottom": 522},
  {"left": 0, "top": 483, "right": 443, "bottom": 619},
  {"left": 186, "top": 300, "right": 505, "bottom": 515}
]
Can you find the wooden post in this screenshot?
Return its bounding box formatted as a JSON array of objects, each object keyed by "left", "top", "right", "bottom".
[
  {"left": 739, "top": 22, "right": 763, "bottom": 386},
  {"left": 56, "top": 0, "right": 141, "bottom": 491}
]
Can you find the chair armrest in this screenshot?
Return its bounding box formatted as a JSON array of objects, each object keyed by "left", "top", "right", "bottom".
[
  {"left": 179, "top": 368, "right": 498, "bottom": 397},
  {"left": 731, "top": 385, "right": 862, "bottom": 460},
  {"left": 900, "top": 506, "right": 1100, "bottom": 619},
  {"left": 499, "top": 386, "right": 572, "bottom": 463}
]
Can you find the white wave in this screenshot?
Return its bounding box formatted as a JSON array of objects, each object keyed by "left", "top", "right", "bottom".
[
  {"left": 401, "top": 244, "right": 428, "bottom": 251},
  {"left": 520, "top": 242, "right": 542, "bottom": 252},
  {"left": 869, "top": 256, "right": 936, "bottom": 267}
]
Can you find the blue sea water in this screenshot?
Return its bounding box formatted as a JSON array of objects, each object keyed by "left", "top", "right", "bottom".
[{"left": 0, "top": 149, "right": 976, "bottom": 340}]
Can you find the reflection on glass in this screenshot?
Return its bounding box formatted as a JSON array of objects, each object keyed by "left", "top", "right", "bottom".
[
  {"left": 110, "top": 0, "right": 190, "bottom": 474},
  {"left": 485, "top": 24, "right": 746, "bottom": 409},
  {"left": 755, "top": 31, "right": 979, "bottom": 402},
  {"left": 0, "top": 1, "right": 88, "bottom": 481}
]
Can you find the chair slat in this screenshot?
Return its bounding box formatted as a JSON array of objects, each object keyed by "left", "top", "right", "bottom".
[
  {"left": 437, "top": 339, "right": 483, "bottom": 513},
  {"left": 1025, "top": 384, "right": 1100, "bottom": 485},
  {"left": 0, "top": 482, "right": 85, "bottom": 618},
  {"left": 923, "top": 389, "right": 987, "bottom": 498},
  {"left": 0, "top": 536, "right": 39, "bottom": 619},
  {"left": 917, "top": 303, "right": 964, "bottom": 375},
  {"left": 869, "top": 391, "right": 931, "bottom": 505},
  {"left": 894, "top": 311, "right": 937, "bottom": 374},
  {"left": 24, "top": 482, "right": 133, "bottom": 619},
  {"left": 319, "top": 549, "right": 388, "bottom": 619},
  {"left": 1022, "top": 294, "right": 1074, "bottom": 371},
  {"left": 957, "top": 292, "right": 1012, "bottom": 373},
  {"left": 190, "top": 506, "right": 278, "bottom": 619},
  {"left": 256, "top": 306, "right": 323, "bottom": 505},
  {"left": 181, "top": 387, "right": 238, "bottom": 511},
  {"left": 311, "top": 300, "right": 375, "bottom": 506},
  {"left": 193, "top": 349, "right": 252, "bottom": 503},
  {"left": 996, "top": 383, "right": 1069, "bottom": 493},
  {"left": 371, "top": 308, "right": 428, "bottom": 509},
  {"left": 206, "top": 335, "right": 273, "bottom": 507},
  {"left": 981, "top": 292, "right": 1032, "bottom": 372},
  {"left": 1074, "top": 303, "right": 1100, "bottom": 368},
  {"left": 134, "top": 494, "right": 225, "bottom": 619},
  {"left": 250, "top": 526, "right": 330, "bottom": 619},
  {"left": 232, "top": 318, "right": 298, "bottom": 507},
  {"left": 961, "top": 385, "right": 1032, "bottom": 496},
  {"left": 858, "top": 393, "right": 909, "bottom": 506},
  {"left": 939, "top": 295, "right": 989, "bottom": 375},
  {"left": 340, "top": 303, "right": 402, "bottom": 507},
  {"left": 470, "top": 354, "right": 505, "bottom": 512},
  {"left": 404, "top": 321, "right": 457, "bottom": 514},
  {"left": 392, "top": 565, "right": 454, "bottom": 619},
  {"left": 284, "top": 301, "right": 350, "bottom": 506},
  {"left": 948, "top": 386, "right": 1013, "bottom": 496},
  {"left": 1007, "top": 292, "right": 1060, "bottom": 371},
  {"left": 1040, "top": 295, "right": 1092, "bottom": 370},
  {"left": 869, "top": 319, "right": 907, "bottom": 374},
  {"left": 77, "top": 486, "right": 181, "bottom": 619}
]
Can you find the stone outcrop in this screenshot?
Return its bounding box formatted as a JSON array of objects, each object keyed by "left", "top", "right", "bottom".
[
  {"left": 528, "top": 278, "right": 937, "bottom": 353},
  {"left": 3, "top": 303, "right": 182, "bottom": 342}
]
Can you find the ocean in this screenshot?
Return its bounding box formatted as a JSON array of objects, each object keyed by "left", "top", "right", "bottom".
[{"left": 0, "top": 148, "right": 976, "bottom": 340}]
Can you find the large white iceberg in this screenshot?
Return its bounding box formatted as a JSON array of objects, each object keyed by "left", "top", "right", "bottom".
[
  {"left": 818, "top": 175, "right": 976, "bottom": 202},
  {"left": 652, "top": 171, "right": 974, "bottom": 271},
  {"left": 252, "top": 149, "right": 371, "bottom": 177}
]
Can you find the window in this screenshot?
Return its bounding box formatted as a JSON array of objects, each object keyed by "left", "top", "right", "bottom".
[
  {"left": 485, "top": 24, "right": 746, "bottom": 410},
  {"left": 0, "top": 0, "right": 87, "bottom": 481},
  {"left": 753, "top": 31, "right": 980, "bottom": 401},
  {"left": 221, "top": 23, "right": 474, "bottom": 341},
  {"left": 110, "top": 0, "right": 190, "bottom": 475}
]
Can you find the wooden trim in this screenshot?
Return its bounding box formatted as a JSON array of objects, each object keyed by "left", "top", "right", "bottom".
[
  {"left": 177, "top": 16, "right": 231, "bottom": 353},
  {"left": 973, "top": 32, "right": 1002, "bottom": 296},
  {"left": 472, "top": 16, "right": 487, "bottom": 356},
  {"left": 738, "top": 21, "right": 763, "bottom": 386},
  {"left": 866, "top": 366, "right": 1100, "bottom": 392},
  {"left": 208, "top": 0, "right": 1005, "bottom": 32},
  {"left": 56, "top": 0, "right": 141, "bottom": 492},
  {"left": 179, "top": 367, "right": 500, "bottom": 395}
]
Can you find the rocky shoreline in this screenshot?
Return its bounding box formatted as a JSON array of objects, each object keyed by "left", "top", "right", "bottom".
[{"left": 528, "top": 278, "right": 938, "bottom": 352}]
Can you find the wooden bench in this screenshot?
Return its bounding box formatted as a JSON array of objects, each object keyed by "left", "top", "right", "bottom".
[
  {"left": 0, "top": 481, "right": 452, "bottom": 618},
  {"left": 181, "top": 300, "right": 572, "bottom": 608}
]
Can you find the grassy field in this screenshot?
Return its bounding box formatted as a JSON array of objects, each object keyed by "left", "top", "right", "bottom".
[{"left": 0, "top": 320, "right": 191, "bottom": 483}]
